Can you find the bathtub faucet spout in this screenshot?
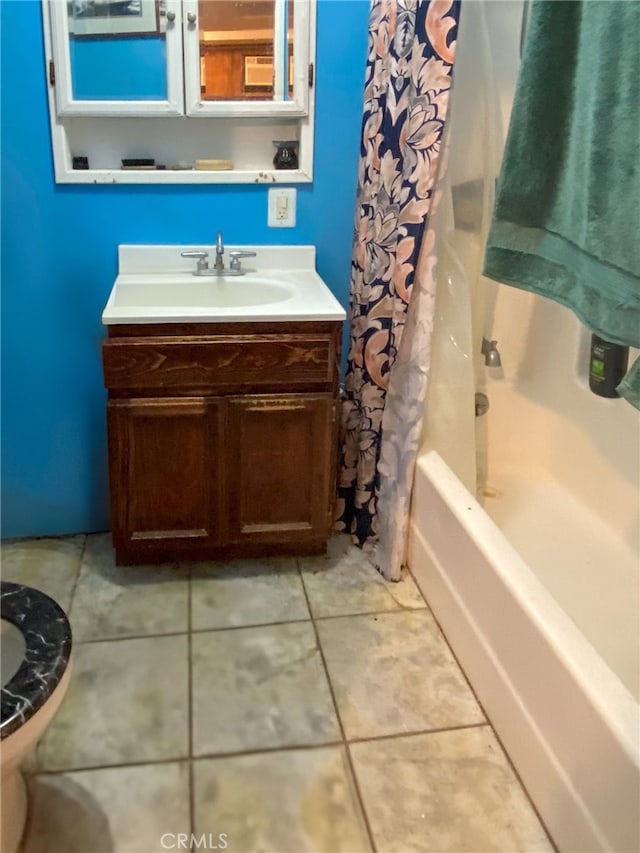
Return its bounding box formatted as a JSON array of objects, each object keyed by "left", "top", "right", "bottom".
[{"left": 481, "top": 337, "right": 502, "bottom": 367}]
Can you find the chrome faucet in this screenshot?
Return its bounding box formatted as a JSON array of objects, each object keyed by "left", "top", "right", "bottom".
[
  {"left": 217, "top": 231, "right": 257, "bottom": 272},
  {"left": 180, "top": 250, "right": 209, "bottom": 273},
  {"left": 481, "top": 336, "right": 502, "bottom": 367},
  {"left": 229, "top": 250, "right": 257, "bottom": 271},
  {"left": 214, "top": 231, "right": 225, "bottom": 271},
  {"left": 181, "top": 231, "right": 257, "bottom": 276}
]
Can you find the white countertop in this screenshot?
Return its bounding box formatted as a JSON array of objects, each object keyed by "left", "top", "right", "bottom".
[{"left": 102, "top": 245, "right": 347, "bottom": 325}]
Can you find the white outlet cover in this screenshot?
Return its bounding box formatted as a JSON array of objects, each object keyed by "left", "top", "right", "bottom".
[{"left": 268, "top": 187, "right": 297, "bottom": 228}]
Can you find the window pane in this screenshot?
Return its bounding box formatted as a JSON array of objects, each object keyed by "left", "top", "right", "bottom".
[
  {"left": 198, "top": 0, "right": 276, "bottom": 101},
  {"left": 68, "top": 0, "right": 167, "bottom": 101}
]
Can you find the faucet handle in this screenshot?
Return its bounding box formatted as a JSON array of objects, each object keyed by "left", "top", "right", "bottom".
[
  {"left": 229, "top": 250, "right": 257, "bottom": 272},
  {"left": 181, "top": 250, "right": 209, "bottom": 272}
]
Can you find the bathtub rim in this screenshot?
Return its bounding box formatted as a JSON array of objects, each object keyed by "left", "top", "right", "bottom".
[{"left": 416, "top": 449, "right": 638, "bottom": 756}]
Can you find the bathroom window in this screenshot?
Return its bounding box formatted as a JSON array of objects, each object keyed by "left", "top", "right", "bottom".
[{"left": 42, "top": 0, "right": 315, "bottom": 183}]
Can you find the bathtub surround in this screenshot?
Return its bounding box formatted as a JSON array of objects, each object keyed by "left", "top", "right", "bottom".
[
  {"left": 483, "top": 0, "right": 640, "bottom": 408},
  {"left": 3, "top": 533, "right": 554, "bottom": 852},
  {"left": 337, "top": 0, "right": 460, "bottom": 580}
]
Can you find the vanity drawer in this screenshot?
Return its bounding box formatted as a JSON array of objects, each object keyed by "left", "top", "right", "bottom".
[{"left": 103, "top": 332, "right": 339, "bottom": 393}]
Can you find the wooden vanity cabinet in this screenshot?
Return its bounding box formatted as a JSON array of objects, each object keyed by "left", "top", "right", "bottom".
[{"left": 102, "top": 321, "right": 342, "bottom": 565}]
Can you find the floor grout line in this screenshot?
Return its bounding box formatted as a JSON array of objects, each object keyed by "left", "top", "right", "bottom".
[
  {"left": 28, "top": 721, "right": 510, "bottom": 778},
  {"left": 190, "top": 615, "right": 312, "bottom": 633},
  {"left": 72, "top": 604, "right": 434, "bottom": 647},
  {"left": 30, "top": 755, "right": 191, "bottom": 776},
  {"left": 71, "top": 606, "right": 436, "bottom": 646},
  {"left": 305, "top": 603, "right": 428, "bottom": 621},
  {"left": 192, "top": 740, "right": 346, "bottom": 763},
  {"left": 347, "top": 721, "right": 491, "bottom": 745},
  {"left": 296, "top": 557, "right": 378, "bottom": 853},
  {"left": 74, "top": 628, "right": 192, "bottom": 645},
  {"left": 30, "top": 719, "right": 501, "bottom": 778}
]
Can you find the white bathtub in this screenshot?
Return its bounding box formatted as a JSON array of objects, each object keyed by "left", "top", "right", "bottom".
[
  {"left": 408, "top": 445, "right": 639, "bottom": 852},
  {"left": 409, "top": 370, "right": 640, "bottom": 853}
]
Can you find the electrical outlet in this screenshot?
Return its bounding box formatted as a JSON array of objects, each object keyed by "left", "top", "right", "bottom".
[{"left": 268, "top": 188, "right": 296, "bottom": 227}]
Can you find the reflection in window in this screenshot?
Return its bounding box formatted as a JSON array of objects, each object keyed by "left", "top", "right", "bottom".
[{"left": 198, "top": 0, "right": 293, "bottom": 101}]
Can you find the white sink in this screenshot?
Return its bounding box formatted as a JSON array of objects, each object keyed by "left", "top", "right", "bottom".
[
  {"left": 113, "top": 276, "right": 294, "bottom": 310},
  {"left": 102, "top": 245, "right": 347, "bottom": 324}
]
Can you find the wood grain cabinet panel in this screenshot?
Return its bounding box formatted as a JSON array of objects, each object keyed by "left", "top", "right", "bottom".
[
  {"left": 226, "top": 395, "right": 335, "bottom": 544},
  {"left": 103, "top": 334, "right": 336, "bottom": 394},
  {"left": 107, "top": 397, "right": 225, "bottom": 562},
  {"left": 103, "top": 320, "right": 342, "bottom": 565}
]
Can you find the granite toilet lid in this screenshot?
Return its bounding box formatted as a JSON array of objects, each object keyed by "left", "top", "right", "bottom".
[{"left": 1, "top": 582, "right": 72, "bottom": 739}]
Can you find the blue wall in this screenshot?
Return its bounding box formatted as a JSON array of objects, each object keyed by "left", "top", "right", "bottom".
[
  {"left": 70, "top": 36, "right": 167, "bottom": 100},
  {"left": 1, "top": 0, "right": 369, "bottom": 538}
]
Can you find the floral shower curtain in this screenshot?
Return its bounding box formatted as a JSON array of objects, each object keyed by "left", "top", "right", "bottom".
[{"left": 335, "top": 0, "right": 460, "bottom": 579}]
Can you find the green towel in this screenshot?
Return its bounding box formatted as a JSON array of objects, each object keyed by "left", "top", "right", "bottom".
[{"left": 483, "top": 0, "right": 640, "bottom": 408}]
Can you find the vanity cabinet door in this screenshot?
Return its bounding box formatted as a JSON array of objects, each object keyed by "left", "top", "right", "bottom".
[
  {"left": 107, "top": 397, "right": 225, "bottom": 562},
  {"left": 226, "top": 394, "right": 336, "bottom": 548}
]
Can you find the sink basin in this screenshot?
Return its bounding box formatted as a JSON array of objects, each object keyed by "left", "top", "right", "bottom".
[
  {"left": 114, "top": 276, "right": 294, "bottom": 309},
  {"left": 102, "top": 245, "right": 347, "bottom": 324}
]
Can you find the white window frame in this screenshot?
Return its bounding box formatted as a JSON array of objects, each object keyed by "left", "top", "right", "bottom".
[
  {"left": 182, "top": 0, "right": 310, "bottom": 118},
  {"left": 46, "top": 0, "right": 311, "bottom": 120},
  {"left": 47, "top": 0, "right": 184, "bottom": 117}
]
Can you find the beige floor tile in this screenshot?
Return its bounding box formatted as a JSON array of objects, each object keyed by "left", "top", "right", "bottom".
[
  {"left": 23, "top": 762, "right": 190, "bottom": 853},
  {"left": 191, "top": 556, "right": 309, "bottom": 630},
  {"left": 194, "top": 747, "right": 372, "bottom": 853},
  {"left": 70, "top": 534, "right": 189, "bottom": 641},
  {"left": 300, "top": 535, "right": 425, "bottom": 618},
  {"left": 317, "top": 611, "right": 484, "bottom": 739},
  {"left": 1, "top": 535, "right": 85, "bottom": 612},
  {"left": 36, "top": 635, "right": 189, "bottom": 771},
  {"left": 192, "top": 623, "right": 340, "bottom": 756},
  {"left": 350, "top": 727, "right": 554, "bottom": 852}
]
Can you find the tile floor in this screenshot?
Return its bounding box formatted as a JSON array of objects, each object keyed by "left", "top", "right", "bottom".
[{"left": 2, "top": 534, "right": 556, "bottom": 853}]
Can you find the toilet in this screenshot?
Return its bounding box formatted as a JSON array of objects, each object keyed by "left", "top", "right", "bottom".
[{"left": 1, "top": 582, "right": 72, "bottom": 853}]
